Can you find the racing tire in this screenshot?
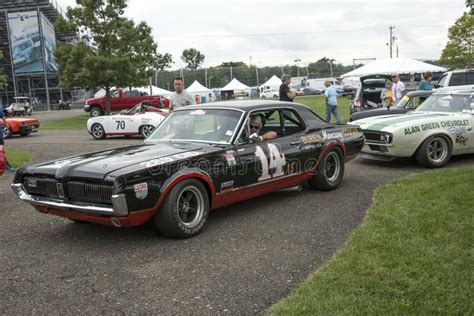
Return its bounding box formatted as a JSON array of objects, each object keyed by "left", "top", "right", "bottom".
[
  {"left": 415, "top": 134, "right": 452, "bottom": 168},
  {"left": 309, "top": 146, "right": 345, "bottom": 191},
  {"left": 140, "top": 125, "right": 155, "bottom": 138},
  {"left": 90, "top": 106, "right": 103, "bottom": 117},
  {"left": 154, "top": 179, "right": 209, "bottom": 238},
  {"left": 91, "top": 123, "right": 106, "bottom": 140},
  {"left": 2, "top": 126, "right": 12, "bottom": 139}
]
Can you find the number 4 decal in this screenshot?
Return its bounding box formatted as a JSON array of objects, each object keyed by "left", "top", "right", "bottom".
[{"left": 255, "top": 143, "right": 286, "bottom": 181}]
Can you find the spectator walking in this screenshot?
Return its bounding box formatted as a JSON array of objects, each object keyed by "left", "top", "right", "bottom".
[
  {"left": 324, "top": 80, "right": 341, "bottom": 124},
  {"left": 279, "top": 74, "right": 295, "bottom": 102},
  {"left": 391, "top": 73, "right": 406, "bottom": 102},
  {"left": 169, "top": 77, "right": 195, "bottom": 111}
]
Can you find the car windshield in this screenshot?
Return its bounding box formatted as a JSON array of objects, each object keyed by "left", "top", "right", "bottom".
[
  {"left": 396, "top": 95, "right": 411, "bottom": 108},
  {"left": 147, "top": 108, "right": 243, "bottom": 144},
  {"left": 416, "top": 93, "right": 473, "bottom": 113}
]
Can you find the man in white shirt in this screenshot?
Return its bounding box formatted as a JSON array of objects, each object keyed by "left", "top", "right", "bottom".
[
  {"left": 391, "top": 73, "right": 406, "bottom": 102},
  {"left": 169, "top": 77, "right": 195, "bottom": 111}
]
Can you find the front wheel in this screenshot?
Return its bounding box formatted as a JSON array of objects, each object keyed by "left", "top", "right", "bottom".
[
  {"left": 2, "top": 125, "right": 12, "bottom": 139},
  {"left": 140, "top": 124, "right": 155, "bottom": 138},
  {"left": 415, "top": 135, "right": 451, "bottom": 168},
  {"left": 91, "top": 123, "right": 106, "bottom": 140},
  {"left": 154, "top": 179, "right": 209, "bottom": 238},
  {"left": 309, "top": 146, "right": 345, "bottom": 191},
  {"left": 90, "top": 107, "right": 103, "bottom": 117}
]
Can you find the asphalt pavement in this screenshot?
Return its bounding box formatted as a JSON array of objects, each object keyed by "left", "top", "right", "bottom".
[{"left": 1, "top": 115, "right": 473, "bottom": 314}]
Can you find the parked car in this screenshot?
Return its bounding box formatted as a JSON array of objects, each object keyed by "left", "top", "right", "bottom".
[
  {"left": 435, "top": 69, "right": 474, "bottom": 88},
  {"left": 302, "top": 87, "right": 322, "bottom": 95},
  {"left": 349, "top": 90, "right": 434, "bottom": 121},
  {"left": 12, "top": 100, "right": 365, "bottom": 238},
  {"left": 350, "top": 74, "right": 392, "bottom": 114},
  {"left": 260, "top": 88, "right": 279, "bottom": 99},
  {"left": 84, "top": 88, "right": 170, "bottom": 117},
  {"left": 1, "top": 116, "right": 40, "bottom": 139},
  {"left": 87, "top": 101, "right": 168, "bottom": 139},
  {"left": 350, "top": 88, "right": 474, "bottom": 168},
  {"left": 4, "top": 97, "right": 33, "bottom": 116}
]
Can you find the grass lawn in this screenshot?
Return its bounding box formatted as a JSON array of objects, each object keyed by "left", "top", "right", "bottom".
[
  {"left": 295, "top": 95, "right": 351, "bottom": 123},
  {"left": 5, "top": 147, "right": 32, "bottom": 168},
  {"left": 40, "top": 114, "right": 90, "bottom": 130},
  {"left": 270, "top": 166, "right": 474, "bottom": 315}
]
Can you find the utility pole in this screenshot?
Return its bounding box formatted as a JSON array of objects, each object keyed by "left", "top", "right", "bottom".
[{"left": 389, "top": 25, "right": 395, "bottom": 58}]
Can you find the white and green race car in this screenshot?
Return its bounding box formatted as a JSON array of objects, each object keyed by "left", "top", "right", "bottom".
[{"left": 350, "top": 88, "right": 474, "bottom": 168}]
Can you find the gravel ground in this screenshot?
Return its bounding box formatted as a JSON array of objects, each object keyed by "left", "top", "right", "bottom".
[{"left": 1, "top": 126, "right": 473, "bottom": 314}]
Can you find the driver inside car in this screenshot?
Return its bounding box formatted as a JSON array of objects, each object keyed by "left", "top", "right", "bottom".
[{"left": 248, "top": 114, "right": 277, "bottom": 142}]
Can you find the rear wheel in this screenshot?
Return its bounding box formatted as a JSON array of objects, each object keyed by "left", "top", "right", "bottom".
[
  {"left": 309, "top": 146, "right": 345, "bottom": 191},
  {"left": 91, "top": 123, "right": 106, "bottom": 140},
  {"left": 415, "top": 135, "right": 451, "bottom": 168},
  {"left": 90, "top": 106, "right": 103, "bottom": 117},
  {"left": 2, "top": 125, "right": 12, "bottom": 139},
  {"left": 154, "top": 179, "right": 209, "bottom": 238},
  {"left": 140, "top": 124, "right": 155, "bottom": 138}
]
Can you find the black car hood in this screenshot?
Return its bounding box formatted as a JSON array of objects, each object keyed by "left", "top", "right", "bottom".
[{"left": 22, "top": 142, "right": 219, "bottom": 180}]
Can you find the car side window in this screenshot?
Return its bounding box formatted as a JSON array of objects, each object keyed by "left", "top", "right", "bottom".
[
  {"left": 437, "top": 74, "right": 447, "bottom": 87},
  {"left": 111, "top": 90, "right": 120, "bottom": 98},
  {"left": 281, "top": 109, "right": 305, "bottom": 136},
  {"left": 450, "top": 73, "right": 465, "bottom": 86},
  {"left": 466, "top": 73, "right": 474, "bottom": 85}
]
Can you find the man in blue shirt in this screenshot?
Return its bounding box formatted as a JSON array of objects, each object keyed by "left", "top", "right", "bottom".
[{"left": 324, "top": 80, "right": 341, "bottom": 124}]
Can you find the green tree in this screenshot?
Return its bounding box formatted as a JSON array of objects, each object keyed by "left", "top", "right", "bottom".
[
  {"left": 155, "top": 53, "right": 173, "bottom": 71},
  {"left": 55, "top": 0, "right": 158, "bottom": 114},
  {"left": 181, "top": 48, "right": 205, "bottom": 70},
  {"left": 0, "top": 51, "right": 7, "bottom": 89},
  {"left": 217, "top": 61, "right": 248, "bottom": 68},
  {"left": 439, "top": 10, "right": 474, "bottom": 69}
]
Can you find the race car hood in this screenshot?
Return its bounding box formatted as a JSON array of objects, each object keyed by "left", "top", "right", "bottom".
[
  {"left": 350, "top": 111, "right": 453, "bottom": 132},
  {"left": 17, "top": 142, "right": 220, "bottom": 181}
]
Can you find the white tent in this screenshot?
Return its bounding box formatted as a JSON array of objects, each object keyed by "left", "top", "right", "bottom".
[
  {"left": 341, "top": 57, "right": 446, "bottom": 78},
  {"left": 221, "top": 78, "right": 250, "bottom": 91},
  {"left": 186, "top": 80, "right": 210, "bottom": 93},
  {"left": 259, "top": 75, "right": 281, "bottom": 90}
]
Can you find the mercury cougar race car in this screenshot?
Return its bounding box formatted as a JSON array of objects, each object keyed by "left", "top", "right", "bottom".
[
  {"left": 2, "top": 116, "right": 40, "bottom": 139},
  {"left": 12, "top": 100, "right": 364, "bottom": 238},
  {"left": 351, "top": 89, "right": 474, "bottom": 168},
  {"left": 86, "top": 101, "right": 168, "bottom": 139}
]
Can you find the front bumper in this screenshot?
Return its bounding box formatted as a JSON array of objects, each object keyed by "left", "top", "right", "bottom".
[
  {"left": 11, "top": 183, "right": 128, "bottom": 216},
  {"left": 19, "top": 124, "right": 39, "bottom": 133}
]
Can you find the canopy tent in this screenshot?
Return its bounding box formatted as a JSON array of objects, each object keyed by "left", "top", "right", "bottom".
[
  {"left": 186, "top": 80, "right": 211, "bottom": 93},
  {"left": 221, "top": 78, "right": 250, "bottom": 91},
  {"left": 341, "top": 57, "right": 446, "bottom": 78},
  {"left": 259, "top": 75, "right": 281, "bottom": 90}
]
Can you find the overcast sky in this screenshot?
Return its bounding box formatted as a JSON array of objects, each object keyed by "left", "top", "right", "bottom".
[{"left": 56, "top": 0, "right": 468, "bottom": 69}]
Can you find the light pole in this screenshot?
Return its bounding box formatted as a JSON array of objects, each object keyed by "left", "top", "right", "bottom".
[
  {"left": 294, "top": 58, "right": 301, "bottom": 77},
  {"left": 208, "top": 76, "right": 213, "bottom": 89},
  {"left": 328, "top": 59, "right": 334, "bottom": 77}
]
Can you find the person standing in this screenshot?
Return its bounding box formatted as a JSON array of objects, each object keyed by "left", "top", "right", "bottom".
[
  {"left": 0, "top": 109, "right": 15, "bottom": 173},
  {"left": 279, "top": 74, "right": 296, "bottom": 102},
  {"left": 169, "top": 77, "right": 195, "bottom": 111},
  {"left": 324, "top": 80, "right": 341, "bottom": 124},
  {"left": 380, "top": 80, "right": 394, "bottom": 109},
  {"left": 391, "top": 73, "right": 406, "bottom": 102},
  {"left": 418, "top": 71, "right": 433, "bottom": 91}
]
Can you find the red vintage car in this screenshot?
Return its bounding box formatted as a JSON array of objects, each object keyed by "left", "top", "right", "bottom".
[{"left": 1, "top": 117, "right": 40, "bottom": 139}]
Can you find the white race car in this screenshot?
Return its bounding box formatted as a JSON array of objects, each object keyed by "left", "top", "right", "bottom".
[
  {"left": 87, "top": 102, "right": 168, "bottom": 140},
  {"left": 351, "top": 88, "right": 474, "bottom": 168}
]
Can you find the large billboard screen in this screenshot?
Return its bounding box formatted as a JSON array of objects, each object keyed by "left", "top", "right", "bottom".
[
  {"left": 7, "top": 11, "right": 44, "bottom": 74},
  {"left": 40, "top": 12, "right": 58, "bottom": 72}
]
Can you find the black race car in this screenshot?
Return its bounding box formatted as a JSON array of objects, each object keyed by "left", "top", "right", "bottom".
[
  {"left": 349, "top": 90, "right": 434, "bottom": 122},
  {"left": 12, "top": 100, "right": 365, "bottom": 238}
]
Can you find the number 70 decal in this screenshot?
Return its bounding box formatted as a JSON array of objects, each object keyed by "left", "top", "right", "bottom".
[{"left": 255, "top": 143, "right": 286, "bottom": 181}]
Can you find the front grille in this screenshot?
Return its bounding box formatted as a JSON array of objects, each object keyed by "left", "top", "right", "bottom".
[
  {"left": 23, "top": 177, "right": 114, "bottom": 205},
  {"left": 67, "top": 181, "right": 114, "bottom": 205},
  {"left": 363, "top": 130, "right": 392, "bottom": 144}
]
